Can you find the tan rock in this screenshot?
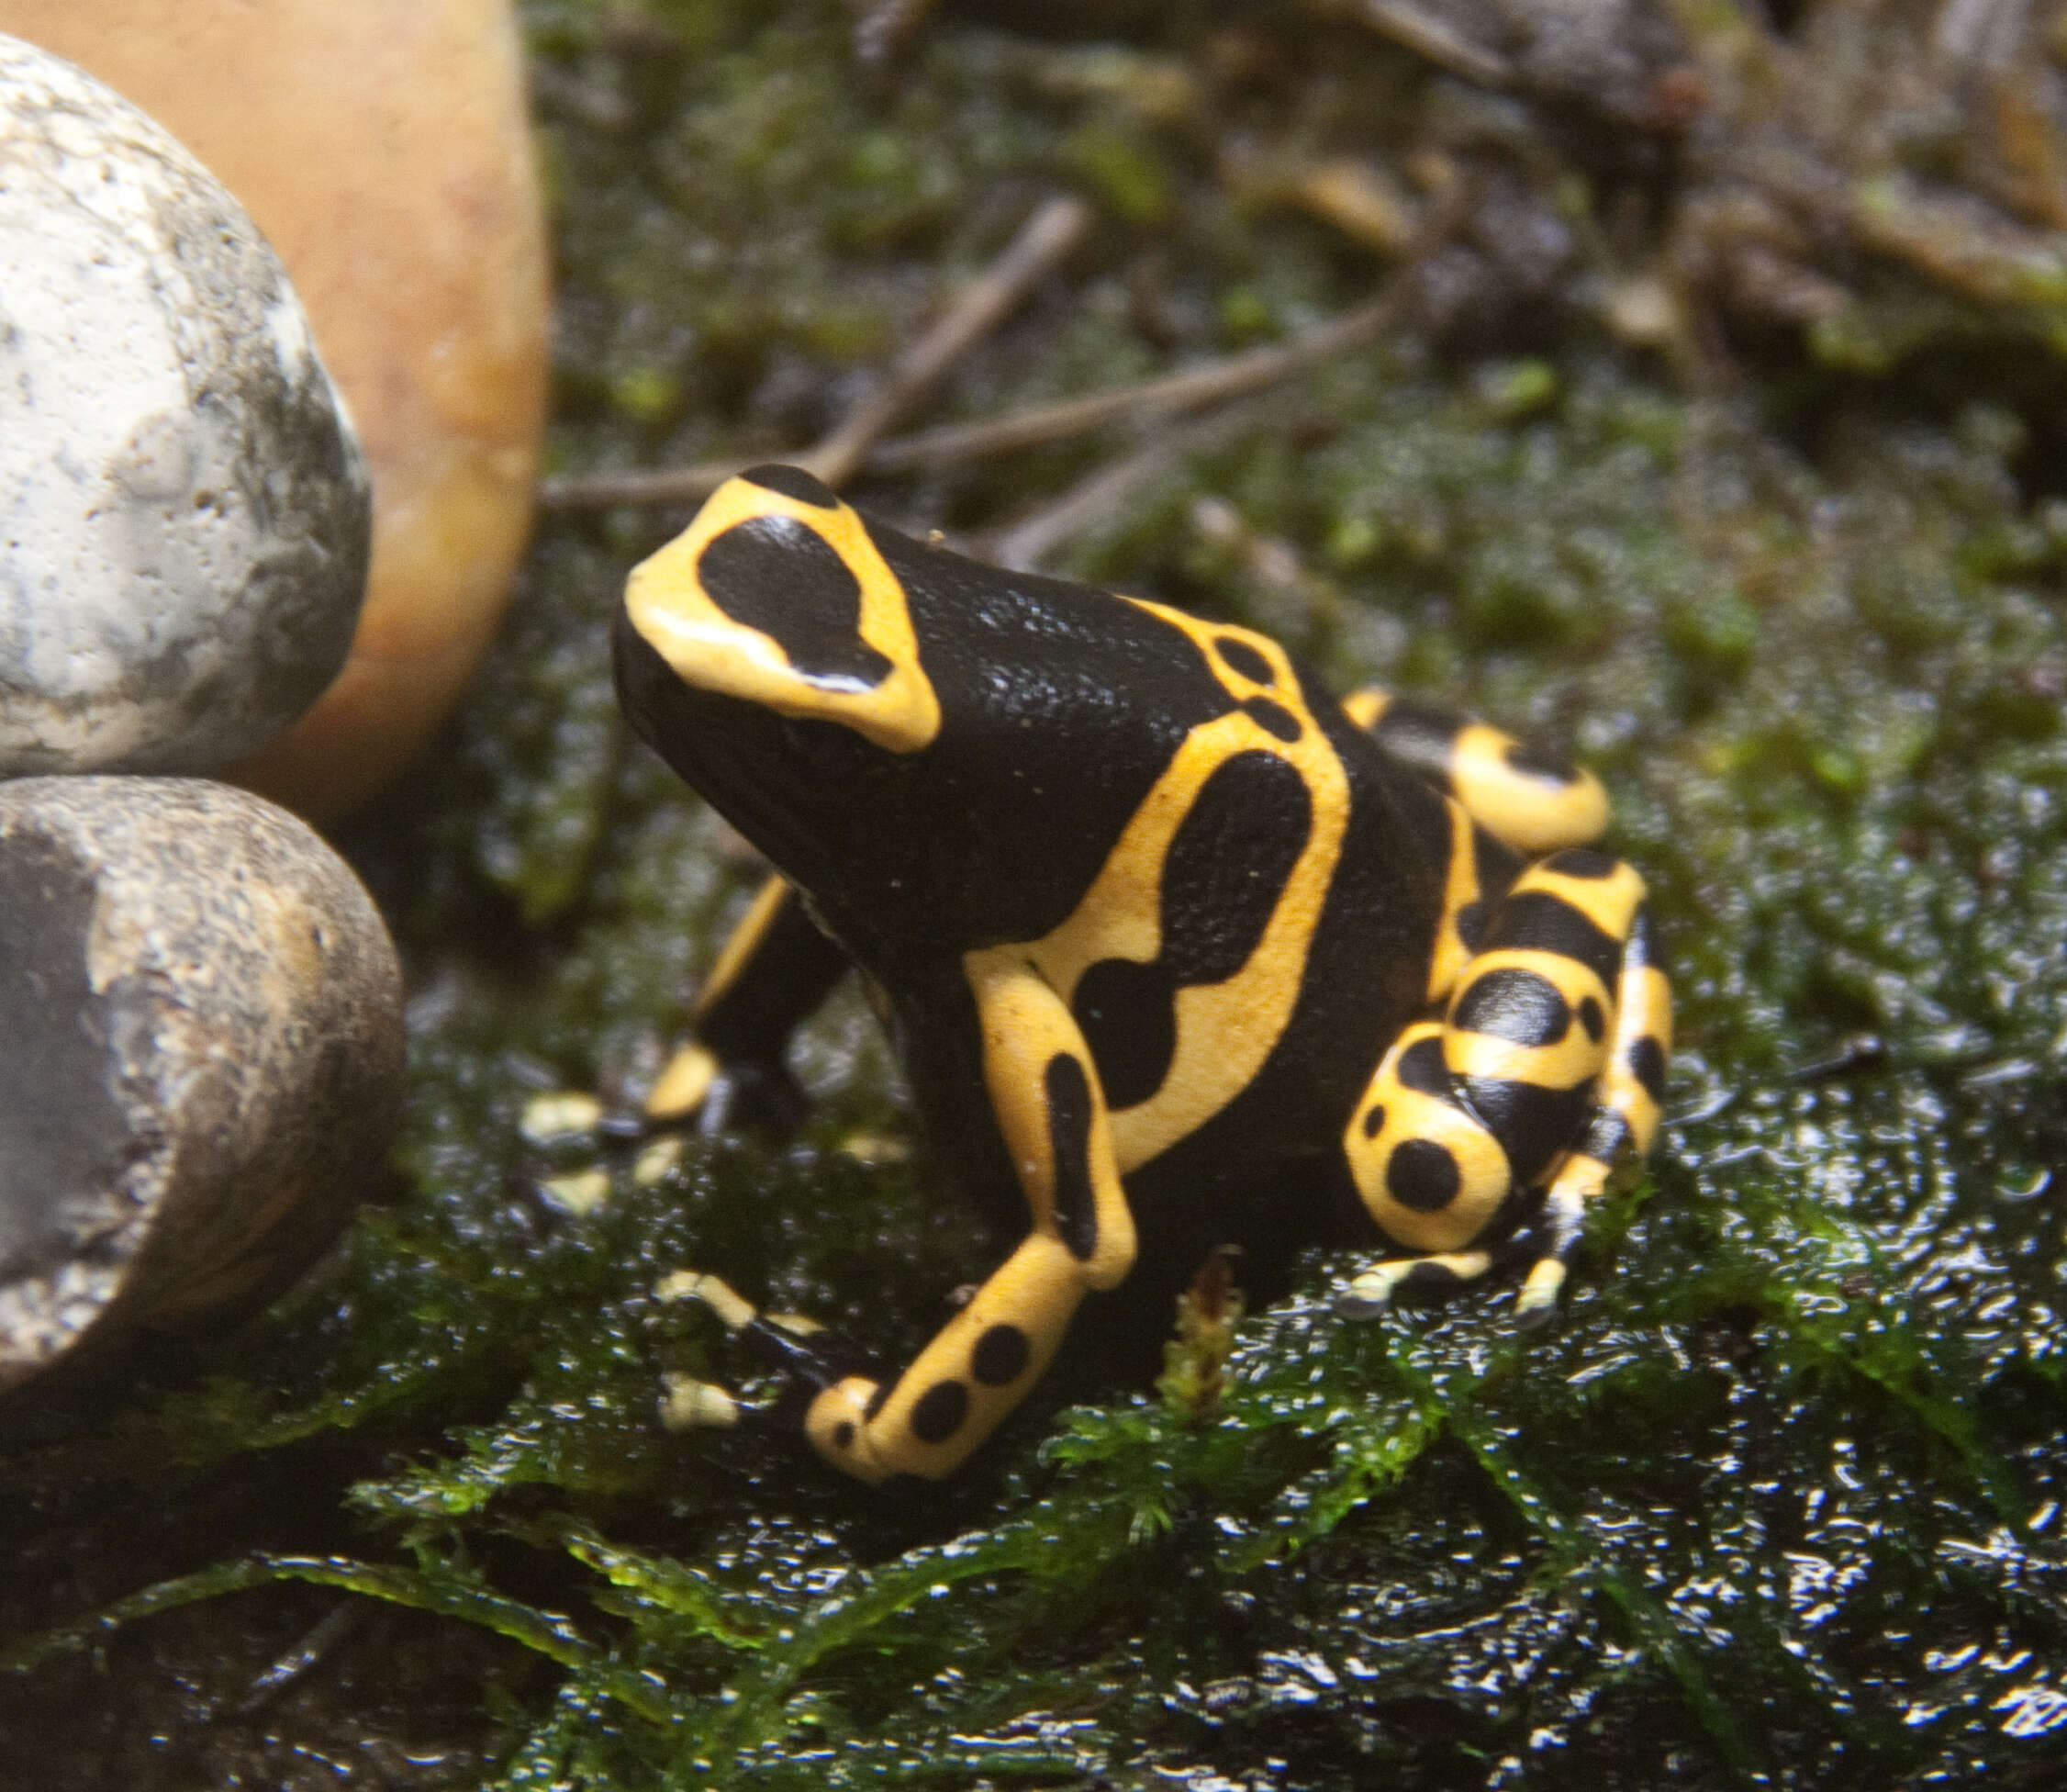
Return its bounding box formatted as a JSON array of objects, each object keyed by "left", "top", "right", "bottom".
[{"left": 0, "top": 0, "right": 550, "bottom": 815}]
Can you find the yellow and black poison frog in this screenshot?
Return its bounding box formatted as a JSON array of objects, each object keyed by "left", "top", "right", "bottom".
[{"left": 612, "top": 464, "right": 1672, "bottom": 1486}]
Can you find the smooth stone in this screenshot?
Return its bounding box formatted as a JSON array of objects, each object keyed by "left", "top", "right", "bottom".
[
  {"left": 0, "top": 35, "right": 371, "bottom": 776},
  {"left": 0, "top": 1, "right": 551, "bottom": 815},
  {"left": 0, "top": 777, "right": 405, "bottom": 1397}
]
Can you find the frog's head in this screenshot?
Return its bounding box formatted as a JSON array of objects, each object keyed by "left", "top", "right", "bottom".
[
  {"left": 617, "top": 463, "right": 1255, "bottom": 950},
  {"left": 613, "top": 465, "right": 944, "bottom": 898},
  {"left": 620, "top": 465, "right": 942, "bottom": 754}
]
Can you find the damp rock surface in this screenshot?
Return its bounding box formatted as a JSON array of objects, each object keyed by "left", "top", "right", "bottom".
[
  {"left": 0, "top": 777, "right": 404, "bottom": 1394},
  {"left": 0, "top": 33, "right": 370, "bottom": 777}
]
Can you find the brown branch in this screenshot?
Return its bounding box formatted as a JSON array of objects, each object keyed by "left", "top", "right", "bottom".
[
  {"left": 977, "top": 394, "right": 1287, "bottom": 572},
  {"left": 538, "top": 191, "right": 1090, "bottom": 511},
  {"left": 1347, "top": 0, "right": 1512, "bottom": 88},
  {"left": 798, "top": 191, "right": 1091, "bottom": 487},
  {"left": 970, "top": 189, "right": 1469, "bottom": 570},
  {"left": 885, "top": 189, "right": 1463, "bottom": 490},
  {"left": 866, "top": 286, "right": 1403, "bottom": 474},
  {"left": 537, "top": 457, "right": 740, "bottom": 510}
]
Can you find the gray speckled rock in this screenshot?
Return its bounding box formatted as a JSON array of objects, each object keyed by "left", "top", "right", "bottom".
[
  {"left": 0, "top": 777, "right": 404, "bottom": 1396},
  {"left": 0, "top": 35, "right": 371, "bottom": 775}
]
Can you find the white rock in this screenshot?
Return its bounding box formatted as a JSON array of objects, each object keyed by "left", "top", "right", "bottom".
[{"left": 0, "top": 35, "right": 370, "bottom": 774}]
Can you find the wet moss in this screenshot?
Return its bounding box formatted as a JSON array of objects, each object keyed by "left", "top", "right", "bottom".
[{"left": 6, "top": 0, "right": 2067, "bottom": 1786}]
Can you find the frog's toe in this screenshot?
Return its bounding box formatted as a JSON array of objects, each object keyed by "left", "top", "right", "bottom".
[
  {"left": 1511, "top": 1257, "right": 1568, "bottom": 1327},
  {"left": 644, "top": 1043, "right": 721, "bottom": 1125},
  {"left": 643, "top": 1045, "right": 810, "bottom": 1137},
  {"left": 659, "top": 1372, "right": 743, "bottom": 1431},
  {"left": 1335, "top": 1272, "right": 1395, "bottom": 1320},
  {"left": 803, "top": 1376, "right": 895, "bottom": 1481},
  {"left": 1337, "top": 1249, "right": 1496, "bottom": 1319}
]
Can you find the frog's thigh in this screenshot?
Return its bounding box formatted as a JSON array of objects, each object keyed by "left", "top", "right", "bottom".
[
  {"left": 1341, "top": 848, "right": 1650, "bottom": 1318},
  {"left": 1338, "top": 1018, "right": 1512, "bottom": 1316},
  {"left": 646, "top": 873, "right": 850, "bottom": 1123},
  {"left": 803, "top": 952, "right": 1136, "bottom": 1484},
  {"left": 1341, "top": 687, "right": 1608, "bottom": 855}
]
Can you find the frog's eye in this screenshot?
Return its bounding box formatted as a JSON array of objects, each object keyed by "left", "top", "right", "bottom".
[
  {"left": 698, "top": 515, "right": 894, "bottom": 693},
  {"left": 624, "top": 467, "right": 941, "bottom": 754}
]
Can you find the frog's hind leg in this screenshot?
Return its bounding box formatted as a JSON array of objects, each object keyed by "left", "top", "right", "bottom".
[
  {"left": 1341, "top": 687, "right": 1607, "bottom": 855},
  {"left": 1510, "top": 900, "right": 1671, "bottom": 1323},
  {"left": 645, "top": 872, "right": 851, "bottom": 1132},
  {"left": 1340, "top": 847, "right": 1669, "bottom": 1324},
  {"left": 1336, "top": 1016, "right": 1517, "bottom": 1316}
]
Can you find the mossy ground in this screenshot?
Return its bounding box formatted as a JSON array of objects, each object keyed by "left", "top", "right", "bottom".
[{"left": 5, "top": 2, "right": 2067, "bottom": 1786}]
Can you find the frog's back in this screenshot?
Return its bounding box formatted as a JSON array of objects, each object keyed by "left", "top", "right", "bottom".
[{"left": 875, "top": 539, "right": 1460, "bottom": 1191}]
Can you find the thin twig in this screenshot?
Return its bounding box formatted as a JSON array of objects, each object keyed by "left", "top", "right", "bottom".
[
  {"left": 800, "top": 192, "right": 1091, "bottom": 487},
  {"left": 866, "top": 291, "right": 1397, "bottom": 473},
  {"left": 536, "top": 456, "right": 738, "bottom": 511},
  {"left": 1351, "top": 0, "right": 1512, "bottom": 87},
  {"left": 226, "top": 1598, "right": 365, "bottom": 1719},
  {"left": 978, "top": 393, "right": 1290, "bottom": 572},
  {"left": 539, "top": 193, "right": 1090, "bottom": 510},
  {"left": 873, "top": 184, "right": 1466, "bottom": 474},
  {"left": 967, "top": 189, "right": 1470, "bottom": 569}
]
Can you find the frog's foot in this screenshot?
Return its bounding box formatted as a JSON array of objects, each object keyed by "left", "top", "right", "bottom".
[
  {"left": 1335, "top": 1249, "right": 1496, "bottom": 1319},
  {"left": 654, "top": 1252, "right": 1081, "bottom": 1486},
  {"left": 642, "top": 1042, "right": 810, "bottom": 1136},
  {"left": 654, "top": 1268, "right": 867, "bottom": 1425},
  {"left": 656, "top": 1265, "right": 844, "bottom": 1354},
  {"left": 1506, "top": 1171, "right": 1596, "bottom": 1328},
  {"left": 806, "top": 1233, "right": 1118, "bottom": 1485},
  {"left": 659, "top": 1371, "right": 743, "bottom": 1431},
  {"left": 1506, "top": 905, "right": 1671, "bottom": 1327}
]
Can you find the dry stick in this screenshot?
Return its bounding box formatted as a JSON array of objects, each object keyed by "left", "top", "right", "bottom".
[
  {"left": 973, "top": 196, "right": 1465, "bottom": 569},
  {"left": 866, "top": 187, "right": 1468, "bottom": 476},
  {"left": 866, "top": 289, "right": 1401, "bottom": 475},
  {"left": 979, "top": 393, "right": 1286, "bottom": 572},
  {"left": 799, "top": 192, "right": 1091, "bottom": 488},
  {"left": 539, "top": 192, "right": 1090, "bottom": 511},
  {"left": 1352, "top": 0, "right": 1511, "bottom": 88}
]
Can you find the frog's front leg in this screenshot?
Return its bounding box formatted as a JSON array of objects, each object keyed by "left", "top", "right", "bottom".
[
  {"left": 645, "top": 872, "right": 851, "bottom": 1132},
  {"left": 1338, "top": 847, "right": 1670, "bottom": 1324},
  {"left": 802, "top": 948, "right": 1138, "bottom": 1484}
]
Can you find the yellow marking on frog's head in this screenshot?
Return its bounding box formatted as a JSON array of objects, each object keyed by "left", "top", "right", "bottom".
[{"left": 623, "top": 465, "right": 941, "bottom": 753}]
